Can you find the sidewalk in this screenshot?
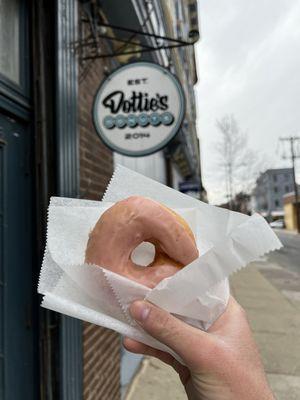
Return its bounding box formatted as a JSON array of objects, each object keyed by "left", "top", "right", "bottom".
[
  {"left": 125, "top": 262, "right": 300, "bottom": 400},
  {"left": 274, "top": 228, "right": 299, "bottom": 236}
]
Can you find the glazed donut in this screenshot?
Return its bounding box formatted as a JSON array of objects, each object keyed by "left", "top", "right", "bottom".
[{"left": 85, "top": 196, "right": 199, "bottom": 289}]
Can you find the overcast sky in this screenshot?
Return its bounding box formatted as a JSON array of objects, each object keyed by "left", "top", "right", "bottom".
[{"left": 194, "top": 0, "right": 300, "bottom": 204}]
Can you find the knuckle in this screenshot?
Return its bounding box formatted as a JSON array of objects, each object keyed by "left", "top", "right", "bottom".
[
  {"left": 151, "top": 308, "right": 171, "bottom": 331},
  {"left": 147, "top": 307, "right": 177, "bottom": 339}
]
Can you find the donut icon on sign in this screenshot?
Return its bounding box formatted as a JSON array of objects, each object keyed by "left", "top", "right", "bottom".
[
  {"left": 138, "top": 113, "right": 150, "bottom": 127},
  {"left": 115, "top": 115, "right": 127, "bottom": 129},
  {"left": 150, "top": 113, "right": 161, "bottom": 126},
  {"left": 161, "top": 112, "right": 174, "bottom": 126},
  {"left": 103, "top": 116, "right": 115, "bottom": 129},
  {"left": 127, "top": 114, "right": 138, "bottom": 128}
]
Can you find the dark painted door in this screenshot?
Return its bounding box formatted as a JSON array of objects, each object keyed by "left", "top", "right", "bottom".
[{"left": 0, "top": 112, "right": 38, "bottom": 400}]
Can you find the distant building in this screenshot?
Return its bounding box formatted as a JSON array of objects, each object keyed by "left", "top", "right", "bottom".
[
  {"left": 283, "top": 192, "right": 300, "bottom": 231},
  {"left": 252, "top": 168, "right": 294, "bottom": 220},
  {"left": 219, "top": 192, "right": 251, "bottom": 214}
]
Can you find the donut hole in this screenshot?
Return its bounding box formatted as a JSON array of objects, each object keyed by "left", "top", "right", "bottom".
[{"left": 131, "top": 242, "right": 156, "bottom": 267}]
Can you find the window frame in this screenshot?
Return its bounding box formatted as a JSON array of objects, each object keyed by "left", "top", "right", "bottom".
[{"left": 0, "top": 0, "right": 31, "bottom": 114}]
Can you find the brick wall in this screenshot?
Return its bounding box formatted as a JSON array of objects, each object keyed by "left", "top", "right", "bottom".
[{"left": 78, "top": 56, "right": 121, "bottom": 400}]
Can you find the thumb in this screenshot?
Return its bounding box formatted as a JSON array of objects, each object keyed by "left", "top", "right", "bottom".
[{"left": 129, "top": 300, "right": 209, "bottom": 366}]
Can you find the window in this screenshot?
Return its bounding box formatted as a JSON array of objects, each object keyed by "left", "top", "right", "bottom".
[
  {"left": 274, "top": 186, "right": 278, "bottom": 193},
  {"left": 189, "top": 3, "right": 197, "bottom": 13},
  {"left": 191, "top": 16, "right": 198, "bottom": 25},
  {"left": 285, "top": 185, "right": 289, "bottom": 192},
  {"left": 273, "top": 175, "right": 277, "bottom": 182},
  {"left": 0, "top": 0, "right": 30, "bottom": 104},
  {"left": 275, "top": 199, "right": 280, "bottom": 207},
  {"left": 0, "top": 0, "right": 20, "bottom": 84}
]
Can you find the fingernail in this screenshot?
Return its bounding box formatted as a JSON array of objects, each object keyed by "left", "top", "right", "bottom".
[{"left": 130, "top": 301, "right": 150, "bottom": 322}]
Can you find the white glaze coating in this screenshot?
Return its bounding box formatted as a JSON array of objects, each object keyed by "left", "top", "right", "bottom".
[{"left": 85, "top": 196, "right": 199, "bottom": 288}]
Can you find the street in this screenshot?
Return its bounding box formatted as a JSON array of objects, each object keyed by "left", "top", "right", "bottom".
[
  {"left": 267, "top": 230, "right": 300, "bottom": 275},
  {"left": 258, "top": 230, "right": 300, "bottom": 306}
]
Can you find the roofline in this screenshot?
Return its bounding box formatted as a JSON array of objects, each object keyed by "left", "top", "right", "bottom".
[{"left": 262, "top": 167, "right": 293, "bottom": 174}]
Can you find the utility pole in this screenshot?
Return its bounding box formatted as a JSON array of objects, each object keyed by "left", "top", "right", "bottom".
[{"left": 279, "top": 136, "right": 300, "bottom": 233}]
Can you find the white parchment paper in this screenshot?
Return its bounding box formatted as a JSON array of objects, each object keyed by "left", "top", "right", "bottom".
[{"left": 38, "top": 165, "right": 282, "bottom": 357}]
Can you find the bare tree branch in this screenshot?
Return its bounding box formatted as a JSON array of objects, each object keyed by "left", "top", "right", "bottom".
[{"left": 214, "top": 114, "right": 267, "bottom": 208}]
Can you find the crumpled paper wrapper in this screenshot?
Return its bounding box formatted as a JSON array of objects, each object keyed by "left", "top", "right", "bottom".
[{"left": 38, "top": 165, "right": 282, "bottom": 358}]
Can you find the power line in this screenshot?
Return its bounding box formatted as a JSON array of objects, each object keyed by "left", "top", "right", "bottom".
[{"left": 279, "top": 136, "right": 300, "bottom": 233}]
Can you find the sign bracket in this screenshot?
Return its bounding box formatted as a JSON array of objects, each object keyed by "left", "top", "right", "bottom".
[{"left": 75, "top": 15, "right": 199, "bottom": 61}]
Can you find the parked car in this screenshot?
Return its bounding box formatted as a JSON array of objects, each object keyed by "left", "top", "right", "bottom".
[{"left": 269, "top": 219, "right": 285, "bottom": 229}]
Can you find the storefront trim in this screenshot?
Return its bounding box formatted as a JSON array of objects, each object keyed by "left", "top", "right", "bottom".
[{"left": 55, "top": 1, "right": 83, "bottom": 399}]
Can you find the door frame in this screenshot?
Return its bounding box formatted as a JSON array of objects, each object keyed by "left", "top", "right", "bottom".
[
  {"left": 31, "top": 0, "right": 83, "bottom": 398},
  {"left": 55, "top": 1, "right": 83, "bottom": 399},
  {"left": 1, "top": 1, "right": 83, "bottom": 398}
]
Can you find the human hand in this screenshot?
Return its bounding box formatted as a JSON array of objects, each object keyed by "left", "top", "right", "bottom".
[{"left": 124, "top": 296, "right": 274, "bottom": 400}]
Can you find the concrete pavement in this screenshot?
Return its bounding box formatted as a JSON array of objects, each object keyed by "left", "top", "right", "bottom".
[
  {"left": 125, "top": 357, "right": 186, "bottom": 400},
  {"left": 268, "top": 229, "right": 300, "bottom": 275},
  {"left": 232, "top": 264, "right": 300, "bottom": 399},
  {"left": 125, "top": 260, "right": 300, "bottom": 400}
]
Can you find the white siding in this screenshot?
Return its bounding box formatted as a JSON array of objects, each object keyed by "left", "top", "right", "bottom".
[{"left": 114, "top": 151, "right": 167, "bottom": 184}]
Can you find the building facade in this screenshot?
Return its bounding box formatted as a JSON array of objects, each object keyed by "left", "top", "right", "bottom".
[
  {"left": 0, "top": 0, "right": 202, "bottom": 399},
  {"left": 283, "top": 192, "right": 300, "bottom": 231},
  {"left": 252, "top": 168, "right": 294, "bottom": 220}
]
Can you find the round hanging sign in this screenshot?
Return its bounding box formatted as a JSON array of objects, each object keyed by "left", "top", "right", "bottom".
[{"left": 93, "top": 62, "right": 185, "bottom": 157}]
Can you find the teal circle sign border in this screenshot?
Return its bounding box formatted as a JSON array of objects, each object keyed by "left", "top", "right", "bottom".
[{"left": 92, "top": 61, "right": 186, "bottom": 157}]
